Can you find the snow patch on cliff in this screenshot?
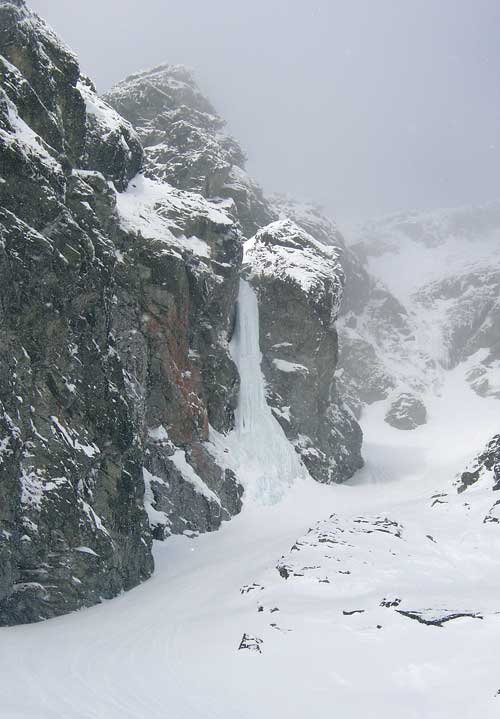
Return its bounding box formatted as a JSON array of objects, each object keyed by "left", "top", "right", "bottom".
[{"left": 116, "top": 175, "right": 232, "bottom": 258}]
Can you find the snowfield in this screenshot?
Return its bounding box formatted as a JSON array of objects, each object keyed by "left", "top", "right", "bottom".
[{"left": 1, "top": 293, "right": 500, "bottom": 718}]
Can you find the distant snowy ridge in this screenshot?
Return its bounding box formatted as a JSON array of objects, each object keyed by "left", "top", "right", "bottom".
[{"left": 337, "top": 201, "right": 500, "bottom": 427}]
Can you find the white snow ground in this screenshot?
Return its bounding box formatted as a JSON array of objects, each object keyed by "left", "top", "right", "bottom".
[{"left": 2, "top": 294, "right": 500, "bottom": 718}]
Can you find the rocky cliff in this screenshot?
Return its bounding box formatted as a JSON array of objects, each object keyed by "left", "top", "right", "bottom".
[
  {"left": 0, "top": 1, "right": 243, "bottom": 624},
  {"left": 0, "top": 0, "right": 154, "bottom": 624},
  {"left": 0, "top": 1, "right": 363, "bottom": 625},
  {"left": 244, "top": 218, "right": 362, "bottom": 482},
  {"left": 105, "top": 66, "right": 364, "bottom": 486}
]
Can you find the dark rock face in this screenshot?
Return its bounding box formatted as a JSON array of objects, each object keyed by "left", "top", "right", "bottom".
[
  {"left": 245, "top": 220, "right": 363, "bottom": 483},
  {"left": 111, "top": 187, "right": 244, "bottom": 539},
  {"left": 103, "top": 65, "right": 244, "bottom": 198},
  {"left": 268, "top": 198, "right": 398, "bottom": 423},
  {"left": 0, "top": 1, "right": 244, "bottom": 625},
  {"left": 106, "top": 71, "right": 364, "bottom": 486},
  {"left": 0, "top": 0, "right": 153, "bottom": 624}
]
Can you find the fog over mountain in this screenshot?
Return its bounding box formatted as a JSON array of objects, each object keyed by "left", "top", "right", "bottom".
[
  {"left": 2, "top": 2, "right": 500, "bottom": 716},
  {"left": 28, "top": 0, "right": 500, "bottom": 223}
]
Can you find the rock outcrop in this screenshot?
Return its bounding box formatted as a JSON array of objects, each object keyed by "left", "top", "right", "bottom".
[
  {"left": 457, "top": 434, "right": 500, "bottom": 494},
  {"left": 455, "top": 434, "right": 500, "bottom": 524},
  {"left": 103, "top": 65, "right": 277, "bottom": 236},
  {"left": 244, "top": 219, "right": 363, "bottom": 483},
  {"left": 384, "top": 393, "right": 427, "bottom": 431}
]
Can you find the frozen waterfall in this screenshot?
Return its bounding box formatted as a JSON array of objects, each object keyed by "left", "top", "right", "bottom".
[{"left": 211, "top": 279, "right": 308, "bottom": 505}]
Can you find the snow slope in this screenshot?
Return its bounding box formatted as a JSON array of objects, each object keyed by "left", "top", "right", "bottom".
[{"left": 1, "top": 264, "right": 500, "bottom": 718}]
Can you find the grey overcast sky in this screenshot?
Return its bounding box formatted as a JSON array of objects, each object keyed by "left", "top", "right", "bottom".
[{"left": 28, "top": 0, "right": 500, "bottom": 224}]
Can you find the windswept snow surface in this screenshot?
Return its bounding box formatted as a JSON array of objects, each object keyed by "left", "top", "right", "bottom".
[{"left": 2, "top": 314, "right": 500, "bottom": 717}]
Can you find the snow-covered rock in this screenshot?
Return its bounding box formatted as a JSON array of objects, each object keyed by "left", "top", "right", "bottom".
[
  {"left": 245, "top": 219, "right": 345, "bottom": 326},
  {"left": 244, "top": 220, "right": 363, "bottom": 483},
  {"left": 103, "top": 64, "right": 245, "bottom": 197},
  {"left": 457, "top": 434, "right": 500, "bottom": 496},
  {"left": 104, "top": 64, "right": 278, "bottom": 239},
  {"left": 338, "top": 202, "right": 500, "bottom": 427}
]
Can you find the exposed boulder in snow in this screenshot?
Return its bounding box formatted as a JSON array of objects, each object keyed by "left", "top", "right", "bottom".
[
  {"left": 384, "top": 393, "right": 427, "bottom": 430},
  {"left": 457, "top": 434, "right": 500, "bottom": 494},
  {"left": 244, "top": 220, "right": 363, "bottom": 483}
]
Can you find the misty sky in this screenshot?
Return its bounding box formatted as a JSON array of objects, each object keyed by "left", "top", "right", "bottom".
[{"left": 28, "top": 0, "right": 500, "bottom": 224}]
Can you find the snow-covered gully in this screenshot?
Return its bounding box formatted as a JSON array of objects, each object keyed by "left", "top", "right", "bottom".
[{"left": 2, "top": 281, "right": 500, "bottom": 718}]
